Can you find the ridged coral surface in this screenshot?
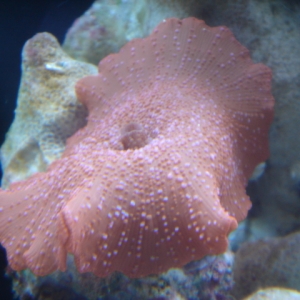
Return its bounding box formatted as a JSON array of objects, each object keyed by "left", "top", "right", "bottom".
[{"left": 0, "top": 18, "right": 274, "bottom": 277}]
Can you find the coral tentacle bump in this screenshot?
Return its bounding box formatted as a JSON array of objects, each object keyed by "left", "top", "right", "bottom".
[{"left": 0, "top": 18, "right": 274, "bottom": 278}]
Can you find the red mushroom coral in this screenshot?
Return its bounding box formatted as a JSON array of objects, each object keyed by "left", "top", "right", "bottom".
[{"left": 0, "top": 18, "right": 274, "bottom": 278}]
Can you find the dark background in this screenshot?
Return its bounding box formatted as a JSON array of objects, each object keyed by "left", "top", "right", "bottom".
[{"left": 0, "top": 1, "right": 93, "bottom": 299}]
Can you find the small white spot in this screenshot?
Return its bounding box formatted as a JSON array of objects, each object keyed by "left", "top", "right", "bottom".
[
  {"left": 167, "top": 172, "right": 173, "bottom": 179},
  {"left": 122, "top": 210, "right": 129, "bottom": 218}
]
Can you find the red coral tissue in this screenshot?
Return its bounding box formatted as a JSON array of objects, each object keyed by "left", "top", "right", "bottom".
[{"left": 0, "top": 18, "right": 274, "bottom": 278}]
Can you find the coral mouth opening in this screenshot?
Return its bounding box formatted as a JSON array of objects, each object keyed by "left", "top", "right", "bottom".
[{"left": 119, "top": 122, "right": 150, "bottom": 150}]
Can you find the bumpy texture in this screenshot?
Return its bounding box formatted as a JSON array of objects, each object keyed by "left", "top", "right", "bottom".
[
  {"left": 13, "top": 253, "right": 235, "bottom": 300},
  {"left": 201, "top": 0, "right": 300, "bottom": 241},
  {"left": 232, "top": 232, "right": 300, "bottom": 299},
  {"left": 0, "top": 18, "right": 274, "bottom": 278},
  {"left": 62, "top": 0, "right": 300, "bottom": 244},
  {"left": 0, "top": 32, "right": 97, "bottom": 188}
]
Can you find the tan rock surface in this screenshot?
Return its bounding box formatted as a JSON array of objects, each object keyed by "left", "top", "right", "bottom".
[
  {"left": 243, "top": 287, "right": 300, "bottom": 300},
  {"left": 0, "top": 32, "right": 97, "bottom": 188}
]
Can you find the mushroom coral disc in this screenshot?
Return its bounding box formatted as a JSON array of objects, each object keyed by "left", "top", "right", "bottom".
[{"left": 0, "top": 18, "right": 274, "bottom": 278}]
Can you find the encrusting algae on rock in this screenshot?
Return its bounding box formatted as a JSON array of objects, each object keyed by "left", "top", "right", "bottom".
[
  {"left": 0, "top": 32, "right": 97, "bottom": 189},
  {"left": 0, "top": 18, "right": 274, "bottom": 278}
]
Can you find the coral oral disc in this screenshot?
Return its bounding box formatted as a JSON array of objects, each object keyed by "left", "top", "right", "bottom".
[{"left": 0, "top": 18, "right": 274, "bottom": 277}]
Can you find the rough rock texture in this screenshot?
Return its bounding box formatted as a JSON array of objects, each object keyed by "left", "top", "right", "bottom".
[
  {"left": 232, "top": 232, "right": 300, "bottom": 299},
  {"left": 63, "top": 0, "right": 204, "bottom": 65},
  {"left": 0, "top": 18, "right": 273, "bottom": 278},
  {"left": 12, "top": 253, "right": 234, "bottom": 300},
  {"left": 0, "top": 32, "right": 97, "bottom": 189}
]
